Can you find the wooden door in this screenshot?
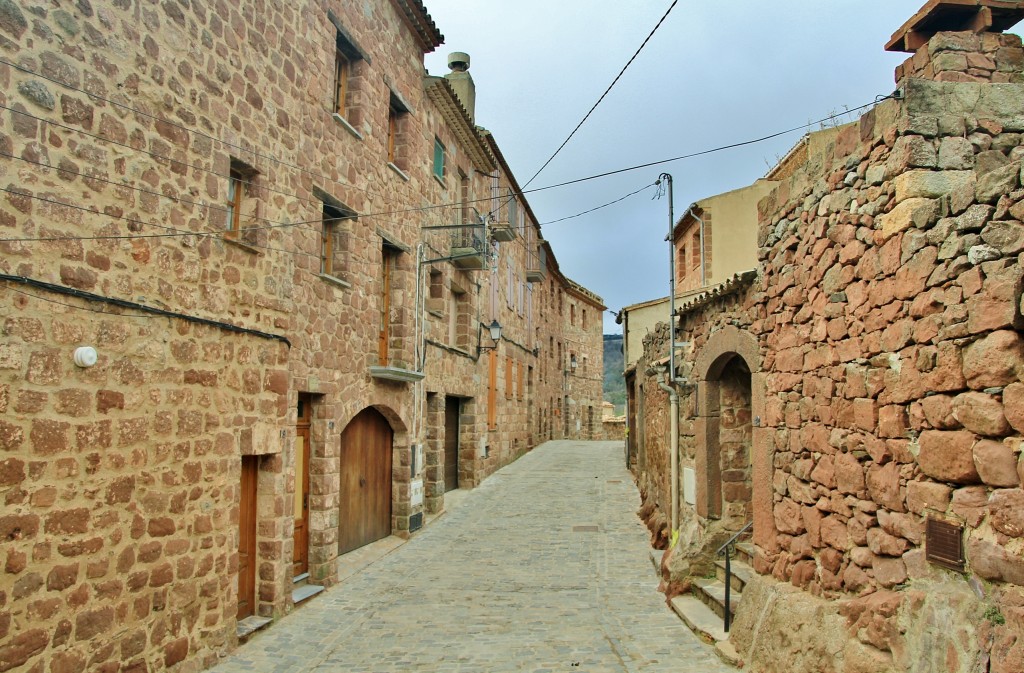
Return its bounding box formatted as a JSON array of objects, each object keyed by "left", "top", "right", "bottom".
[
  {"left": 443, "top": 397, "right": 460, "bottom": 492},
  {"left": 293, "top": 396, "right": 311, "bottom": 577},
  {"left": 338, "top": 408, "right": 393, "bottom": 555},
  {"left": 237, "top": 456, "right": 258, "bottom": 619}
]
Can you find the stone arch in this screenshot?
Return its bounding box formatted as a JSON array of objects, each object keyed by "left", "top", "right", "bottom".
[{"left": 693, "top": 326, "right": 774, "bottom": 550}]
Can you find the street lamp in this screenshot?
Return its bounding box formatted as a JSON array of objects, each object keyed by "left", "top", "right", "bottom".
[
  {"left": 478, "top": 320, "right": 502, "bottom": 354},
  {"left": 569, "top": 353, "right": 578, "bottom": 373}
]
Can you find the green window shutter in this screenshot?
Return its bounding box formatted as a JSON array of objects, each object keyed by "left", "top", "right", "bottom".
[{"left": 433, "top": 138, "right": 445, "bottom": 179}]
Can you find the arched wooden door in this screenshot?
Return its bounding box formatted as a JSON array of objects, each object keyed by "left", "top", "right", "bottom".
[{"left": 338, "top": 408, "right": 393, "bottom": 555}]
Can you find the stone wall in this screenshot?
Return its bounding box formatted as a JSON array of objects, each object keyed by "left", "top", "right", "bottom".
[{"left": 634, "top": 30, "right": 1024, "bottom": 673}]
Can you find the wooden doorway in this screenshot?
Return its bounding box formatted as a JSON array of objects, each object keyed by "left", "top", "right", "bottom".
[
  {"left": 237, "top": 456, "right": 258, "bottom": 619},
  {"left": 339, "top": 408, "right": 393, "bottom": 555},
  {"left": 443, "top": 397, "right": 460, "bottom": 492},
  {"left": 293, "top": 395, "right": 312, "bottom": 577}
]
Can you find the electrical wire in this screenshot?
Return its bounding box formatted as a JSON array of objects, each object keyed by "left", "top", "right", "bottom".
[
  {"left": 537, "top": 182, "right": 657, "bottom": 226},
  {"left": 1, "top": 95, "right": 893, "bottom": 246},
  {"left": 521, "top": 0, "right": 679, "bottom": 189}
]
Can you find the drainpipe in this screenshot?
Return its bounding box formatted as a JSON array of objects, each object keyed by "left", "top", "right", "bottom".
[{"left": 658, "top": 172, "right": 679, "bottom": 537}]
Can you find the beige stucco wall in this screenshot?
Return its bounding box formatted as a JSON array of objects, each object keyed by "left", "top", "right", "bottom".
[{"left": 702, "top": 179, "right": 777, "bottom": 283}]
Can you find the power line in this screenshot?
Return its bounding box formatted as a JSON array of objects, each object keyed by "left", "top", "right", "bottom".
[
  {"left": 537, "top": 183, "right": 656, "bottom": 226},
  {"left": 522, "top": 0, "right": 679, "bottom": 189},
  {"left": 0, "top": 95, "right": 894, "bottom": 245}
]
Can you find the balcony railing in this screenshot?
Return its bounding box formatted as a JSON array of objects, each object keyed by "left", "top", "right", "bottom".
[
  {"left": 450, "top": 224, "right": 488, "bottom": 270},
  {"left": 526, "top": 244, "right": 547, "bottom": 282}
]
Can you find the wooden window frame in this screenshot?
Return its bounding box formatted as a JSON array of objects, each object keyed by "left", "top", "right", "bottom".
[
  {"left": 334, "top": 49, "right": 350, "bottom": 116},
  {"left": 226, "top": 167, "right": 243, "bottom": 235},
  {"left": 691, "top": 231, "right": 701, "bottom": 270},
  {"left": 379, "top": 245, "right": 397, "bottom": 365},
  {"left": 320, "top": 200, "right": 354, "bottom": 278}
]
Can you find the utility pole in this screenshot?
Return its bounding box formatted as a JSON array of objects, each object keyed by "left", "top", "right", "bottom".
[{"left": 657, "top": 173, "right": 679, "bottom": 539}]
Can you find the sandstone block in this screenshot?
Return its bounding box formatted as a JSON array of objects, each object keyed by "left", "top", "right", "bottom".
[
  {"left": 821, "top": 515, "right": 852, "bottom": 551},
  {"left": 938, "top": 136, "right": 976, "bottom": 169},
  {"left": 977, "top": 162, "right": 1020, "bottom": 203},
  {"left": 981, "top": 220, "right": 1024, "bottom": 254},
  {"left": 989, "top": 488, "right": 1024, "bottom": 536},
  {"left": 878, "top": 405, "right": 908, "bottom": 438},
  {"left": 953, "top": 391, "right": 1010, "bottom": 436},
  {"left": 867, "top": 461, "right": 905, "bottom": 512},
  {"left": 867, "top": 527, "right": 909, "bottom": 557},
  {"left": 889, "top": 135, "right": 938, "bottom": 173},
  {"left": 872, "top": 556, "right": 908, "bottom": 588},
  {"left": 1005, "top": 382, "right": 1024, "bottom": 433},
  {"left": 921, "top": 394, "right": 959, "bottom": 429},
  {"left": 835, "top": 452, "right": 866, "bottom": 494},
  {"left": 893, "top": 170, "right": 973, "bottom": 204},
  {"left": 774, "top": 498, "right": 806, "bottom": 535},
  {"left": 918, "top": 430, "right": 980, "bottom": 484},
  {"left": 974, "top": 439, "right": 1021, "bottom": 487},
  {"left": 951, "top": 486, "right": 989, "bottom": 526},
  {"left": 968, "top": 537, "right": 1024, "bottom": 584},
  {"left": 877, "top": 197, "right": 939, "bottom": 240},
  {"left": 962, "top": 330, "right": 1024, "bottom": 388},
  {"left": 906, "top": 480, "right": 952, "bottom": 514}
]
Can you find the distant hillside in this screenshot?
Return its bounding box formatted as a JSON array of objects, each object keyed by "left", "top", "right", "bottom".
[{"left": 603, "top": 334, "right": 625, "bottom": 415}]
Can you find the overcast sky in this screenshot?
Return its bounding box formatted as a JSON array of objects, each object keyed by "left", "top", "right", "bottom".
[{"left": 421, "top": 1, "right": 953, "bottom": 334}]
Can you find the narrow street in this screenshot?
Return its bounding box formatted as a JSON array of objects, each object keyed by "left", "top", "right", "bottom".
[{"left": 209, "top": 441, "right": 731, "bottom": 673}]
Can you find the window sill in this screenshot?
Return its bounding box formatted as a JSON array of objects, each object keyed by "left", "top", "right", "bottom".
[
  {"left": 427, "top": 309, "right": 445, "bottom": 319},
  {"left": 224, "top": 235, "right": 262, "bottom": 255},
  {"left": 387, "top": 162, "right": 410, "bottom": 182},
  {"left": 369, "top": 365, "right": 425, "bottom": 383},
  {"left": 318, "top": 273, "right": 351, "bottom": 289},
  {"left": 432, "top": 173, "right": 446, "bottom": 188},
  {"left": 332, "top": 113, "right": 363, "bottom": 140}
]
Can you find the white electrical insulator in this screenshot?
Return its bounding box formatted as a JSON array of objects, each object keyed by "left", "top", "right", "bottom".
[{"left": 73, "top": 346, "right": 98, "bottom": 368}]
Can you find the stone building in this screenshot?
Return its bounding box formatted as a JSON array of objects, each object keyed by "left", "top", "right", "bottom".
[
  {"left": 630, "top": 2, "right": 1024, "bottom": 671},
  {"left": 0, "top": 1, "right": 603, "bottom": 671}
]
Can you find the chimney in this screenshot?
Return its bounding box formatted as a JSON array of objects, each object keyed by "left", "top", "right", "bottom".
[
  {"left": 445, "top": 52, "right": 476, "bottom": 122},
  {"left": 886, "top": 0, "right": 1024, "bottom": 84}
]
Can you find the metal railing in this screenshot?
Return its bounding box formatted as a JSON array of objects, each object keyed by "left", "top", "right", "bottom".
[{"left": 715, "top": 520, "right": 752, "bottom": 633}]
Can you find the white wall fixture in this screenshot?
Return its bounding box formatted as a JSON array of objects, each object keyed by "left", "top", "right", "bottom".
[
  {"left": 73, "top": 346, "right": 98, "bottom": 368},
  {"left": 683, "top": 467, "right": 697, "bottom": 506}
]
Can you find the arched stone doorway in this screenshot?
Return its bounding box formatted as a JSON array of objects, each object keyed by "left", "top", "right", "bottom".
[
  {"left": 694, "top": 326, "right": 774, "bottom": 549},
  {"left": 338, "top": 407, "right": 394, "bottom": 555}
]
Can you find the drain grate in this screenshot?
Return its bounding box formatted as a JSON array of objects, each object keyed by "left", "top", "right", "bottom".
[{"left": 572, "top": 525, "right": 599, "bottom": 533}]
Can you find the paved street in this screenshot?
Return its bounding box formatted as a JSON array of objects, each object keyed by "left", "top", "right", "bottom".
[{"left": 209, "top": 441, "right": 730, "bottom": 673}]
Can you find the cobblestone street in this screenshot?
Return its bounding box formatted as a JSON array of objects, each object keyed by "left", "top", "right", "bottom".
[{"left": 209, "top": 441, "right": 730, "bottom": 673}]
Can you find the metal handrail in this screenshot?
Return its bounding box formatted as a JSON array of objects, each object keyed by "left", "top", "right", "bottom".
[{"left": 715, "top": 520, "right": 752, "bottom": 634}]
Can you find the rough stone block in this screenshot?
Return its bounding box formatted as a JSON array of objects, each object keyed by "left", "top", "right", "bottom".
[
  {"left": 962, "top": 330, "right": 1024, "bottom": 388},
  {"left": 893, "top": 170, "right": 974, "bottom": 204},
  {"left": 973, "top": 439, "right": 1021, "bottom": 487},
  {"left": 877, "top": 197, "right": 940, "bottom": 240},
  {"left": 918, "top": 430, "right": 980, "bottom": 484},
  {"left": 953, "top": 391, "right": 1010, "bottom": 436}
]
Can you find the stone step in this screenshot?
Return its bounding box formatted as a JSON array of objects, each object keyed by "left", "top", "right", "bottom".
[
  {"left": 715, "top": 558, "right": 754, "bottom": 593},
  {"left": 669, "top": 595, "right": 728, "bottom": 644},
  {"left": 236, "top": 615, "right": 272, "bottom": 643},
  {"left": 292, "top": 572, "right": 310, "bottom": 585},
  {"left": 648, "top": 547, "right": 663, "bottom": 575},
  {"left": 735, "top": 542, "right": 755, "bottom": 566},
  {"left": 292, "top": 582, "right": 324, "bottom": 605},
  {"left": 694, "top": 577, "right": 741, "bottom": 621}
]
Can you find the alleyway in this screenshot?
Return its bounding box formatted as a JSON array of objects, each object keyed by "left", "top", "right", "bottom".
[{"left": 209, "top": 441, "right": 730, "bottom": 673}]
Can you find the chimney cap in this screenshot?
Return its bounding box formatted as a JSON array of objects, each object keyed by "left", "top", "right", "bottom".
[
  {"left": 448, "top": 52, "right": 470, "bottom": 72},
  {"left": 886, "top": 0, "right": 1024, "bottom": 53}
]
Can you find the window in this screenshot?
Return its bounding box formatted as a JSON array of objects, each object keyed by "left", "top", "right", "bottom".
[
  {"left": 225, "top": 159, "right": 258, "bottom": 243},
  {"left": 570, "top": 304, "right": 575, "bottom": 326},
  {"left": 678, "top": 246, "right": 687, "bottom": 280},
  {"left": 433, "top": 137, "right": 446, "bottom": 181},
  {"left": 459, "top": 170, "right": 470, "bottom": 224},
  {"left": 582, "top": 309, "right": 587, "bottom": 331},
  {"left": 488, "top": 351, "right": 497, "bottom": 429},
  {"left": 329, "top": 23, "right": 366, "bottom": 123},
  {"left": 505, "top": 357, "right": 514, "bottom": 400},
  {"left": 320, "top": 198, "right": 354, "bottom": 278},
  {"left": 508, "top": 190, "right": 517, "bottom": 228},
  {"left": 387, "top": 91, "right": 410, "bottom": 170},
  {"left": 692, "top": 231, "right": 700, "bottom": 270}
]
